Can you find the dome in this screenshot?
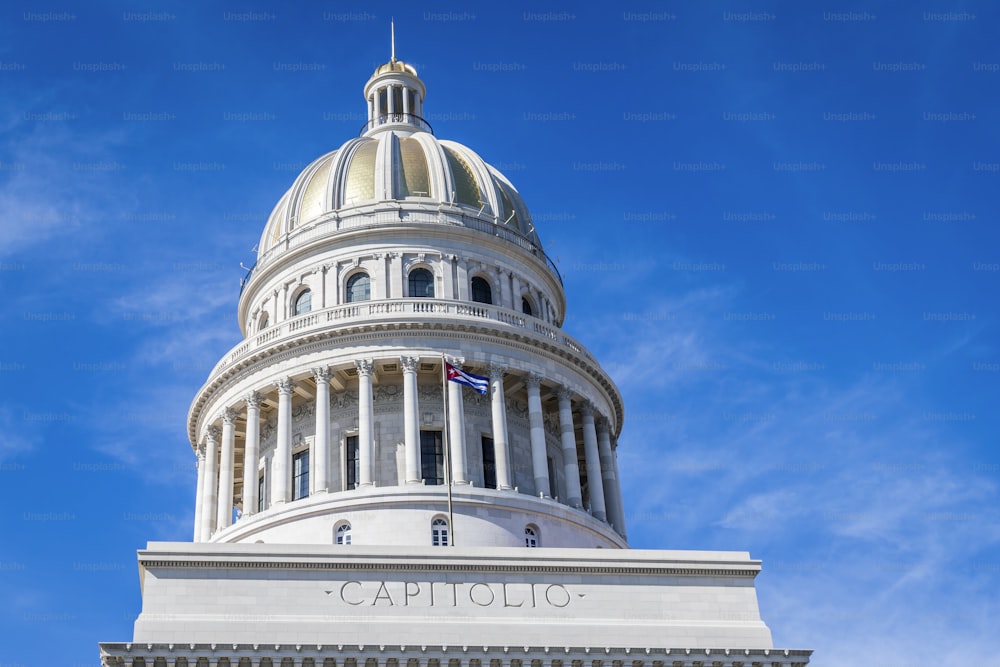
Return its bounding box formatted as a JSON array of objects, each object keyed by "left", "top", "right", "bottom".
[
  {"left": 257, "top": 131, "right": 539, "bottom": 260},
  {"left": 373, "top": 58, "right": 418, "bottom": 76}
]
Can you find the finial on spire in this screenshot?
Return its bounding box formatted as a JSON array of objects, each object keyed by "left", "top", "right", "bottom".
[{"left": 391, "top": 20, "right": 396, "bottom": 62}]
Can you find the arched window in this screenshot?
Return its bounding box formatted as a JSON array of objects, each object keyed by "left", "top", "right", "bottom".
[
  {"left": 471, "top": 277, "right": 492, "bottom": 304},
  {"left": 525, "top": 525, "right": 539, "bottom": 548},
  {"left": 346, "top": 273, "right": 370, "bottom": 303},
  {"left": 258, "top": 312, "right": 269, "bottom": 331},
  {"left": 521, "top": 297, "right": 533, "bottom": 316},
  {"left": 336, "top": 522, "right": 352, "bottom": 545},
  {"left": 409, "top": 268, "right": 434, "bottom": 298},
  {"left": 294, "top": 289, "right": 312, "bottom": 316},
  {"left": 432, "top": 517, "right": 449, "bottom": 546}
]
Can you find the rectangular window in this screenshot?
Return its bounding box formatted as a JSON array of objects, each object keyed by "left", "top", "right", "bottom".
[
  {"left": 257, "top": 472, "right": 266, "bottom": 512},
  {"left": 547, "top": 456, "right": 557, "bottom": 499},
  {"left": 346, "top": 435, "right": 359, "bottom": 490},
  {"left": 481, "top": 436, "right": 497, "bottom": 489},
  {"left": 292, "top": 450, "right": 309, "bottom": 500},
  {"left": 421, "top": 430, "right": 444, "bottom": 485}
]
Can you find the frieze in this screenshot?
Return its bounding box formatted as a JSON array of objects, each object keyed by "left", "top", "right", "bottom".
[
  {"left": 292, "top": 402, "right": 315, "bottom": 423},
  {"left": 374, "top": 383, "right": 402, "bottom": 402},
  {"left": 417, "top": 384, "right": 443, "bottom": 402},
  {"left": 331, "top": 390, "right": 358, "bottom": 410}
]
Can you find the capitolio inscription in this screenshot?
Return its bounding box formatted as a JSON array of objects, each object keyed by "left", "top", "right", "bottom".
[{"left": 326, "top": 581, "right": 577, "bottom": 608}]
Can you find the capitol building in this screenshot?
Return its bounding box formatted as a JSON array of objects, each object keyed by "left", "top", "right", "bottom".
[{"left": 99, "top": 47, "right": 811, "bottom": 667}]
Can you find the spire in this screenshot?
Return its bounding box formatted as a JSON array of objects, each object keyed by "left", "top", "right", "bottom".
[{"left": 363, "top": 24, "right": 429, "bottom": 136}]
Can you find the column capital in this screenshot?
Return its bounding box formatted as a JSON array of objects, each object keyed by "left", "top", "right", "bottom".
[
  {"left": 196, "top": 443, "right": 206, "bottom": 459},
  {"left": 580, "top": 401, "right": 595, "bottom": 418},
  {"left": 355, "top": 358, "right": 374, "bottom": 377},
  {"left": 222, "top": 407, "right": 236, "bottom": 425},
  {"left": 400, "top": 355, "right": 419, "bottom": 374},
  {"left": 275, "top": 377, "right": 295, "bottom": 395},
  {"left": 557, "top": 386, "right": 572, "bottom": 402},
  {"left": 444, "top": 355, "right": 464, "bottom": 368},
  {"left": 596, "top": 415, "right": 610, "bottom": 433},
  {"left": 526, "top": 372, "right": 544, "bottom": 389},
  {"left": 206, "top": 425, "right": 221, "bottom": 442},
  {"left": 489, "top": 363, "right": 506, "bottom": 380},
  {"left": 243, "top": 391, "right": 262, "bottom": 409},
  {"left": 312, "top": 366, "right": 330, "bottom": 384}
]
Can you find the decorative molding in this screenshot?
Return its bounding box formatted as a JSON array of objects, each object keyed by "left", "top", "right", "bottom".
[
  {"left": 244, "top": 391, "right": 262, "bottom": 410},
  {"left": 400, "top": 355, "right": 419, "bottom": 374}
]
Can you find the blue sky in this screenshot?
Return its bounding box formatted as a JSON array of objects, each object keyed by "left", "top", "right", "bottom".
[{"left": 1, "top": 1, "right": 998, "bottom": 665}]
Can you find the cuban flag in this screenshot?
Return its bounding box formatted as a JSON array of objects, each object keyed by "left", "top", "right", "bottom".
[{"left": 446, "top": 362, "right": 489, "bottom": 395}]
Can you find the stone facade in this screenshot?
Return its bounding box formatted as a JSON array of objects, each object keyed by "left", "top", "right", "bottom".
[{"left": 98, "top": 49, "right": 811, "bottom": 667}]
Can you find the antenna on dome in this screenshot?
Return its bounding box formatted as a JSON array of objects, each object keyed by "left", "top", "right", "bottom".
[{"left": 391, "top": 19, "right": 396, "bottom": 62}]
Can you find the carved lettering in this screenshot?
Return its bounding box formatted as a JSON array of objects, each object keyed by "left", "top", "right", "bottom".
[
  {"left": 545, "top": 583, "right": 571, "bottom": 608},
  {"left": 502, "top": 583, "right": 524, "bottom": 608},
  {"left": 340, "top": 581, "right": 363, "bottom": 606},
  {"left": 372, "top": 581, "right": 395, "bottom": 606},
  {"left": 328, "top": 580, "right": 574, "bottom": 609},
  {"left": 469, "top": 582, "right": 495, "bottom": 606},
  {"left": 404, "top": 581, "right": 421, "bottom": 606}
]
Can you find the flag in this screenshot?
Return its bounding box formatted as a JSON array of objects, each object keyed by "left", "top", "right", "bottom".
[{"left": 446, "top": 362, "right": 489, "bottom": 395}]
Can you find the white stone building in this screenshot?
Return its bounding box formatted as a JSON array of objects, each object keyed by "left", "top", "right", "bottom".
[{"left": 99, "top": 51, "right": 811, "bottom": 667}]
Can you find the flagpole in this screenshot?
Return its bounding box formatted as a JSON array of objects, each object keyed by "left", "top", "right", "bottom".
[{"left": 441, "top": 354, "right": 455, "bottom": 546}]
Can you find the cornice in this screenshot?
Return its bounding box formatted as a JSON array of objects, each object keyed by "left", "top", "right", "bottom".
[{"left": 100, "top": 643, "right": 812, "bottom": 667}]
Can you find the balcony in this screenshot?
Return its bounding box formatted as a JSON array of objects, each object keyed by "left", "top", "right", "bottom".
[{"left": 209, "top": 298, "right": 595, "bottom": 380}]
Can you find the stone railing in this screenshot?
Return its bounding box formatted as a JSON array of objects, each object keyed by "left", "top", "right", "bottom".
[{"left": 209, "top": 298, "right": 594, "bottom": 378}]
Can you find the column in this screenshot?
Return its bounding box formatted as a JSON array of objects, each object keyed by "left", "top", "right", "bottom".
[
  {"left": 489, "top": 364, "right": 512, "bottom": 490},
  {"left": 494, "top": 267, "right": 507, "bottom": 308},
  {"left": 356, "top": 359, "right": 375, "bottom": 486},
  {"left": 200, "top": 426, "right": 220, "bottom": 542},
  {"left": 216, "top": 408, "right": 236, "bottom": 530},
  {"left": 389, "top": 252, "right": 403, "bottom": 300},
  {"left": 511, "top": 274, "right": 523, "bottom": 312},
  {"left": 272, "top": 378, "right": 294, "bottom": 505},
  {"left": 612, "top": 443, "right": 627, "bottom": 538},
  {"left": 241, "top": 392, "right": 261, "bottom": 516},
  {"left": 442, "top": 255, "right": 456, "bottom": 299},
  {"left": 456, "top": 259, "right": 469, "bottom": 300},
  {"left": 373, "top": 88, "right": 381, "bottom": 121},
  {"left": 401, "top": 355, "right": 421, "bottom": 484},
  {"left": 581, "top": 402, "right": 607, "bottom": 520},
  {"left": 312, "top": 368, "right": 331, "bottom": 494},
  {"left": 447, "top": 358, "right": 468, "bottom": 484},
  {"left": 320, "top": 265, "right": 328, "bottom": 309},
  {"left": 387, "top": 84, "right": 395, "bottom": 114},
  {"left": 557, "top": 388, "right": 583, "bottom": 508},
  {"left": 526, "top": 373, "right": 550, "bottom": 497},
  {"left": 597, "top": 418, "right": 621, "bottom": 532},
  {"left": 330, "top": 417, "right": 342, "bottom": 491},
  {"left": 193, "top": 445, "right": 205, "bottom": 541}
]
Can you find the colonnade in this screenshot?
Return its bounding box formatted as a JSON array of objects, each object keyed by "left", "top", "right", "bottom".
[{"left": 193, "top": 359, "right": 626, "bottom": 542}]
